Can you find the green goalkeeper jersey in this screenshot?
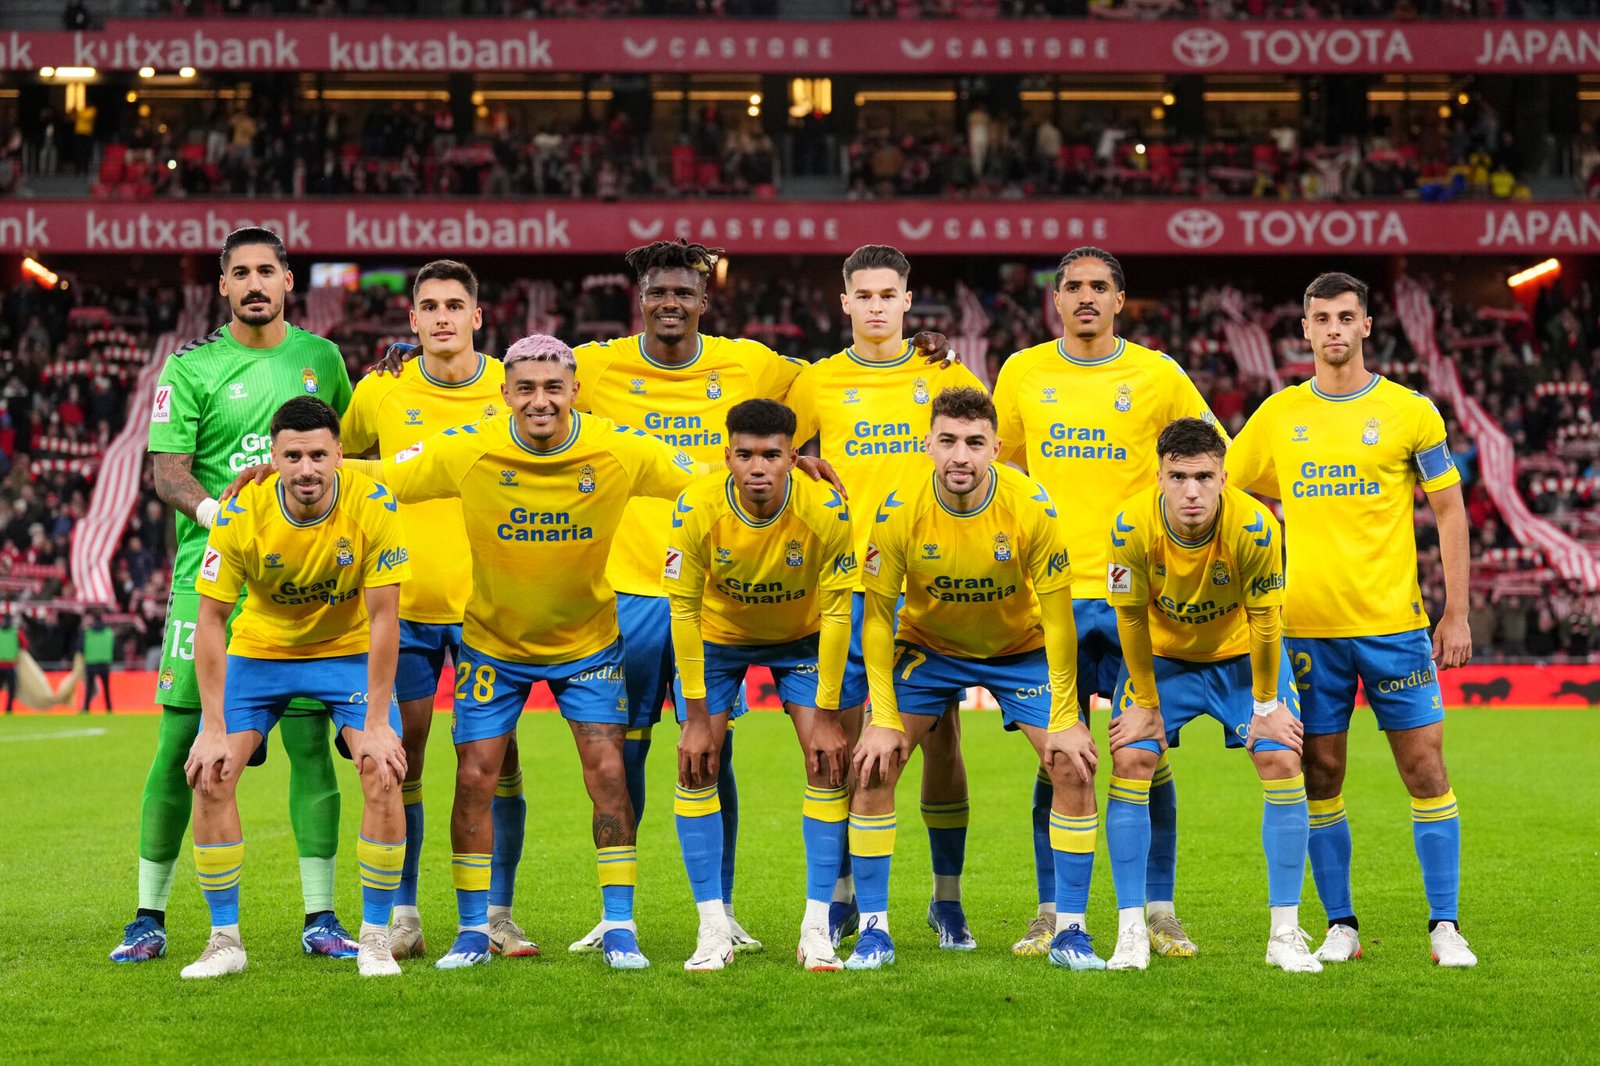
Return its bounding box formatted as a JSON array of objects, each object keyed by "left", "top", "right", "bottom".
[{"left": 147, "top": 322, "right": 352, "bottom": 587}]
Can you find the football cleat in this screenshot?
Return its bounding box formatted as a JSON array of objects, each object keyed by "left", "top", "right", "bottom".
[
  {"left": 843, "top": 921, "right": 895, "bottom": 971},
  {"left": 488, "top": 915, "right": 541, "bottom": 958},
  {"left": 568, "top": 920, "right": 605, "bottom": 953},
  {"left": 1048, "top": 924, "right": 1107, "bottom": 971},
  {"left": 1148, "top": 913, "right": 1199, "bottom": 958},
  {"left": 684, "top": 919, "right": 735, "bottom": 972},
  {"left": 180, "top": 930, "right": 248, "bottom": 980},
  {"left": 302, "top": 914, "right": 359, "bottom": 958},
  {"left": 388, "top": 916, "right": 426, "bottom": 960},
  {"left": 602, "top": 927, "right": 650, "bottom": 970},
  {"left": 1107, "top": 922, "right": 1150, "bottom": 971},
  {"left": 1265, "top": 926, "right": 1324, "bottom": 973},
  {"left": 357, "top": 927, "right": 402, "bottom": 977},
  {"left": 726, "top": 913, "right": 764, "bottom": 954},
  {"left": 434, "top": 930, "right": 492, "bottom": 970},
  {"left": 109, "top": 916, "right": 167, "bottom": 963},
  {"left": 1314, "top": 923, "right": 1362, "bottom": 963},
  {"left": 797, "top": 925, "right": 843, "bottom": 972},
  {"left": 1429, "top": 922, "right": 1477, "bottom": 968},
  {"left": 1012, "top": 913, "right": 1056, "bottom": 957},
  {"left": 829, "top": 898, "right": 860, "bottom": 948},
  {"left": 927, "top": 900, "right": 977, "bottom": 951}
]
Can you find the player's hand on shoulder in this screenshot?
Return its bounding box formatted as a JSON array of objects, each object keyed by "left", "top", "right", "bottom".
[
  {"left": 1108, "top": 702, "right": 1163, "bottom": 753},
  {"left": 218, "top": 463, "right": 273, "bottom": 503},
  {"left": 912, "top": 330, "right": 959, "bottom": 366},
  {"left": 1245, "top": 702, "right": 1303, "bottom": 755},
  {"left": 795, "top": 455, "right": 847, "bottom": 500},
  {"left": 369, "top": 341, "right": 419, "bottom": 378}
]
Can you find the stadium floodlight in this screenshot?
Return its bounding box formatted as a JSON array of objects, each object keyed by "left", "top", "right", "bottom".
[
  {"left": 139, "top": 66, "right": 156, "bottom": 77},
  {"left": 44, "top": 66, "right": 96, "bottom": 79},
  {"left": 22, "top": 257, "right": 60, "bottom": 288},
  {"left": 179, "top": 66, "right": 197, "bottom": 78},
  {"left": 1507, "top": 259, "right": 1559, "bottom": 288}
]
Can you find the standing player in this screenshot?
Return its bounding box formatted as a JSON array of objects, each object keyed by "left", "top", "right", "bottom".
[
  {"left": 787, "top": 245, "right": 986, "bottom": 950},
  {"left": 352, "top": 335, "right": 697, "bottom": 971},
  {"left": 1226, "top": 272, "right": 1475, "bottom": 967},
  {"left": 847, "top": 387, "right": 1103, "bottom": 972},
  {"left": 993, "top": 247, "right": 1221, "bottom": 958},
  {"left": 341, "top": 260, "right": 536, "bottom": 961},
  {"left": 180, "top": 397, "right": 410, "bottom": 979},
  {"left": 664, "top": 399, "right": 857, "bottom": 972},
  {"left": 112, "top": 227, "right": 357, "bottom": 964},
  {"left": 1103, "top": 417, "right": 1318, "bottom": 973}
]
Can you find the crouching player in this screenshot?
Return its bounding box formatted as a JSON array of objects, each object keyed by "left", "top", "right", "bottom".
[
  {"left": 181, "top": 397, "right": 411, "bottom": 979},
  {"left": 848, "top": 387, "right": 1104, "bottom": 971},
  {"left": 1103, "top": 417, "right": 1318, "bottom": 973},
  {"left": 664, "top": 399, "right": 857, "bottom": 972}
]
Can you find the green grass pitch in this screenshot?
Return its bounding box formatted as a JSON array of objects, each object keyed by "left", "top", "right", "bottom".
[{"left": 1, "top": 707, "right": 1594, "bottom": 1064}]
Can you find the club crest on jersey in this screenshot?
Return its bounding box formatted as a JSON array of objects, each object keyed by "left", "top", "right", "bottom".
[
  {"left": 1154, "top": 562, "right": 1166, "bottom": 578},
  {"left": 336, "top": 537, "right": 355, "bottom": 567},
  {"left": 578, "top": 464, "right": 596, "bottom": 494},
  {"left": 913, "top": 377, "right": 930, "bottom": 405},
  {"left": 1293, "top": 425, "right": 1309, "bottom": 442},
  {"left": 1362, "top": 418, "right": 1380, "bottom": 446},
  {"left": 405, "top": 409, "right": 423, "bottom": 426},
  {"left": 843, "top": 388, "right": 861, "bottom": 405},
  {"left": 264, "top": 553, "right": 283, "bottom": 569},
  {"left": 716, "top": 546, "right": 733, "bottom": 565},
  {"left": 158, "top": 668, "right": 175, "bottom": 691},
  {"left": 629, "top": 378, "right": 647, "bottom": 395},
  {"left": 302, "top": 368, "right": 319, "bottom": 394},
  {"left": 1211, "top": 561, "right": 1231, "bottom": 586},
  {"left": 705, "top": 370, "right": 723, "bottom": 400},
  {"left": 784, "top": 540, "right": 805, "bottom": 567},
  {"left": 921, "top": 543, "right": 941, "bottom": 560},
  {"left": 1040, "top": 387, "right": 1058, "bottom": 405},
  {"left": 483, "top": 404, "right": 498, "bottom": 420},
  {"left": 992, "top": 531, "right": 1013, "bottom": 562},
  {"left": 1114, "top": 384, "right": 1133, "bottom": 412},
  {"left": 228, "top": 382, "right": 248, "bottom": 400},
  {"left": 500, "top": 469, "right": 519, "bottom": 487}
]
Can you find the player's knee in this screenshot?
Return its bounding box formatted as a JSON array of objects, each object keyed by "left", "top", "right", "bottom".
[
  {"left": 1110, "top": 747, "right": 1158, "bottom": 781},
  {"left": 1300, "top": 744, "right": 1344, "bottom": 797},
  {"left": 453, "top": 752, "right": 501, "bottom": 802},
  {"left": 1397, "top": 750, "right": 1450, "bottom": 798},
  {"left": 1253, "top": 749, "right": 1301, "bottom": 782}
]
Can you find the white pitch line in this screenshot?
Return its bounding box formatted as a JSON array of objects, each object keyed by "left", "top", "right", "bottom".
[{"left": 0, "top": 727, "right": 110, "bottom": 743}]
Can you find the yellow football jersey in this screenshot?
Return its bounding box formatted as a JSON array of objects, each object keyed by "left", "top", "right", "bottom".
[
  {"left": 1105, "top": 485, "right": 1285, "bottom": 662},
  {"left": 341, "top": 354, "right": 505, "bottom": 625},
  {"left": 993, "top": 337, "right": 1221, "bottom": 601},
  {"left": 664, "top": 470, "right": 857, "bottom": 647},
  {"left": 196, "top": 468, "right": 411, "bottom": 659},
  {"left": 1225, "top": 373, "right": 1460, "bottom": 639},
  {"left": 788, "top": 343, "right": 986, "bottom": 591},
  {"left": 862, "top": 463, "right": 1072, "bottom": 659},
  {"left": 370, "top": 412, "right": 697, "bottom": 665},
  {"left": 573, "top": 333, "right": 804, "bottom": 598}
]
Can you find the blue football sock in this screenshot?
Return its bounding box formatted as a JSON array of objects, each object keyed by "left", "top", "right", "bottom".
[
  {"left": 923, "top": 798, "right": 969, "bottom": 899},
  {"left": 674, "top": 783, "right": 723, "bottom": 904},
  {"left": 802, "top": 786, "right": 849, "bottom": 904},
  {"left": 1106, "top": 776, "right": 1153, "bottom": 910},
  {"left": 1262, "top": 776, "right": 1310, "bottom": 909},
  {"left": 397, "top": 782, "right": 423, "bottom": 909},
  {"left": 489, "top": 772, "right": 526, "bottom": 909},
  {"left": 718, "top": 728, "right": 738, "bottom": 905},
  {"left": 1049, "top": 811, "right": 1097, "bottom": 916},
  {"left": 1030, "top": 767, "right": 1054, "bottom": 906},
  {"left": 1307, "top": 793, "right": 1355, "bottom": 923},
  {"left": 622, "top": 731, "right": 651, "bottom": 828},
  {"left": 848, "top": 810, "right": 896, "bottom": 914},
  {"left": 1412, "top": 790, "right": 1461, "bottom": 923},
  {"left": 357, "top": 836, "right": 404, "bottom": 927},
  {"left": 1146, "top": 756, "right": 1178, "bottom": 902},
  {"left": 195, "top": 840, "right": 244, "bottom": 928}
]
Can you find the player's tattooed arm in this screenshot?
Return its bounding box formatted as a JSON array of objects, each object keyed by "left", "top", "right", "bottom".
[{"left": 151, "top": 452, "right": 211, "bottom": 523}]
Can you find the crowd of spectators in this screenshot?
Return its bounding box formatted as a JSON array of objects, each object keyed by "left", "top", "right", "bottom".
[
  {"left": 3, "top": 262, "right": 1598, "bottom": 665},
  {"left": 848, "top": 103, "right": 1538, "bottom": 202}
]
